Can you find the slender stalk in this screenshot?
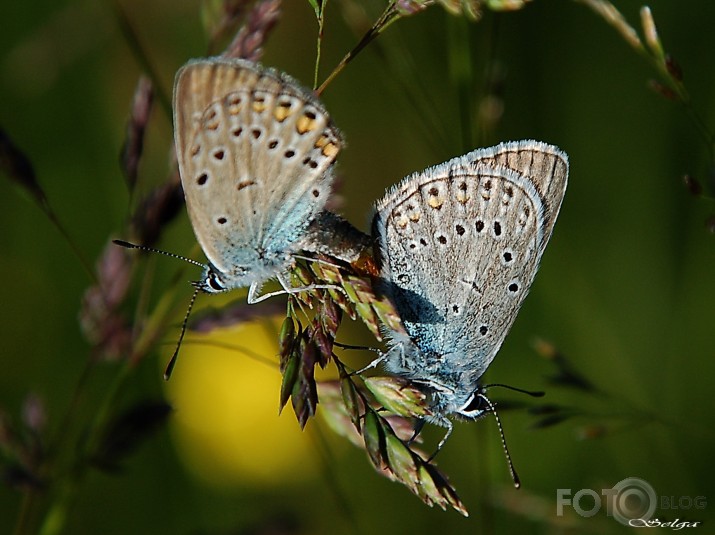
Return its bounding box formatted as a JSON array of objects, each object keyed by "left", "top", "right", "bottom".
[
  {"left": 112, "top": 0, "right": 172, "bottom": 120},
  {"left": 317, "top": 2, "right": 404, "bottom": 95},
  {"left": 447, "top": 13, "right": 475, "bottom": 151},
  {"left": 312, "top": 0, "right": 328, "bottom": 90}
]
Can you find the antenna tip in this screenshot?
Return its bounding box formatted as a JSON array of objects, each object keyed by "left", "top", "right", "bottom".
[
  {"left": 164, "top": 346, "right": 181, "bottom": 380},
  {"left": 113, "top": 239, "right": 136, "bottom": 248}
]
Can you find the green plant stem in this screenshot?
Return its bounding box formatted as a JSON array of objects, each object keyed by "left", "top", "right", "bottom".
[
  {"left": 13, "top": 491, "right": 34, "bottom": 535},
  {"left": 130, "top": 267, "right": 189, "bottom": 366},
  {"left": 13, "top": 356, "right": 98, "bottom": 535},
  {"left": 26, "top": 256, "right": 189, "bottom": 534},
  {"left": 310, "top": 422, "right": 362, "bottom": 535},
  {"left": 44, "top": 206, "right": 97, "bottom": 284},
  {"left": 35, "top": 358, "right": 134, "bottom": 535},
  {"left": 312, "top": 0, "right": 328, "bottom": 90},
  {"left": 447, "top": 13, "right": 475, "bottom": 151},
  {"left": 578, "top": 0, "right": 715, "bottom": 161},
  {"left": 317, "top": 2, "right": 403, "bottom": 95},
  {"left": 112, "top": 0, "right": 172, "bottom": 120}
]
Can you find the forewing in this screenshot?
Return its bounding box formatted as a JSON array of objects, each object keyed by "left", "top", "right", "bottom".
[
  {"left": 466, "top": 140, "right": 568, "bottom": 246},
  {"left": 173, "top": 58, "right": 343, "bottom": 274},
  {"left": 375, "top": 152, "right": 565, "bottom": 385}
]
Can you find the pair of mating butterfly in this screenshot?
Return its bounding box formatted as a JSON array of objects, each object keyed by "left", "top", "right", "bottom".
[{"left": 120, "top": 57, "right": 568, "bottom": 471}]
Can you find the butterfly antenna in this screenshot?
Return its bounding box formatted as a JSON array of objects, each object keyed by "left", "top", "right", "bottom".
[
  {"left": 427, "top": 418, "right": 453, "bottom": 462},
  {"left": 479, "top": 392, "right": 521, "bottom": 489},
  {"left": 164, "top": 285, "right": 201, "bottom": 380},
  {"left": 113, "top": 239, "right": 205, "bottom": 269},
  {"left": 483, "top": 383, "right": 545, "bottom": 398}
]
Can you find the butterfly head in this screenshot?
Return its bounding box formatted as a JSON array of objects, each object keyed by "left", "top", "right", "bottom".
[
  {"left": 420, "top": 381, "right": 492, "bottom": 423},
  {"left": 452, "top": 388, "right": 493, "bottom": 420},
  {"left": 192, "top": 266, "right": 227, "bottom": 293},
  {"left": 380, "top": 336, "right": 493, "bottom": 422},
  {"left": 192, "top": 263, "right": 255, "bottom": 294}
]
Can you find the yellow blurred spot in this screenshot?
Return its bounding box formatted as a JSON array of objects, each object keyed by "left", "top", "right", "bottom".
[
  {"left": 427, "top": 196, "right": 443, "bottom": 210},
  {"left": 274, "top": 105, "right": 291, "bottom": 122},
  {"left": 296, "top": 114, "right": 317, "bottom": 135},
  {"left": 165, "top": 319, "right": 317, "bottom": 488},
  {"left": 320, "top": 141, "right": 338, "bottom": 158}
]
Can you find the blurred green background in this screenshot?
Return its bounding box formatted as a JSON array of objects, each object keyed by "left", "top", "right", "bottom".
[{"left": 2, "top": 0, "right": 714, "bottom": 533}]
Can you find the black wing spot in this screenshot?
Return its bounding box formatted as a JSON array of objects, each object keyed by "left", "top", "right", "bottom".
[
  {"left": 197, "top": 173, "right": 208, "bottom": 186},
  {"left": 237, "top": 180, "right": 256, "bottom": 191},
  {"left": 226, "top": 94, "right": 241, "bottom": 106}
]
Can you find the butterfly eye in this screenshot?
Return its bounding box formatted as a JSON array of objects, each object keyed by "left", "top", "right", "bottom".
[
  {"left": 206, "top": 271, "right": 227, "bottom": 292},
  {"left": 459, "top": 392, "right": 489, "bottom": 418}
]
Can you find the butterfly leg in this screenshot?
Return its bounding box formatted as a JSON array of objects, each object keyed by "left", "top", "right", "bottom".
[
  {"left": 351, "top": 340, "right": 408, "bottom": 375},
  {"left": 351, "top": 351, "right": 387, "bottom": 375},
  {"left": 277, "top": 272, "right": 348, "bottom": 299},
  {"left": 427, "top": 418, "right": 454, "bottom": 462},
  {"left": 246, "top": 274, "right": 346, "bottom": 304},
  {"left": 246, "top": 281, "right": 273, "bottom": 304},
  {"left": 245, "top": 280, "right": 300, "bottom": 304}
]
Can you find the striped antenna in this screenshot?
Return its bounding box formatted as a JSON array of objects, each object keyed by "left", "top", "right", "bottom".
[
  {"left": 113, "top": 239, "right": 205, "bottom": 380},
  {"left": 480, "top": 383, "right": 545, "bottom": 488},
  {"left": 112, "top": 239, "right": 205, "bottom": 268},
  {"left": 478, "top": 392, "right": 521, "bottom": 489}
]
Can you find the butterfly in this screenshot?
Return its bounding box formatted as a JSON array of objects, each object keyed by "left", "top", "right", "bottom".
[
  {"left": 174, "top": 57, "right": 353, "bottom": 302},
  {"left": 372, "top": 140, "right": 568, "bottom": 470}
]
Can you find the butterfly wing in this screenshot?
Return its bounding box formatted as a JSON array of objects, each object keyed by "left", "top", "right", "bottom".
[
  {"left": 466, "top": 140, "right": 568, "bottom": 246},
  {"left": 374, "top": 143, "right": 567, "bottom": 390},
  {"left": 173, "top": 58, "right": 343, "bottom": 283}
]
